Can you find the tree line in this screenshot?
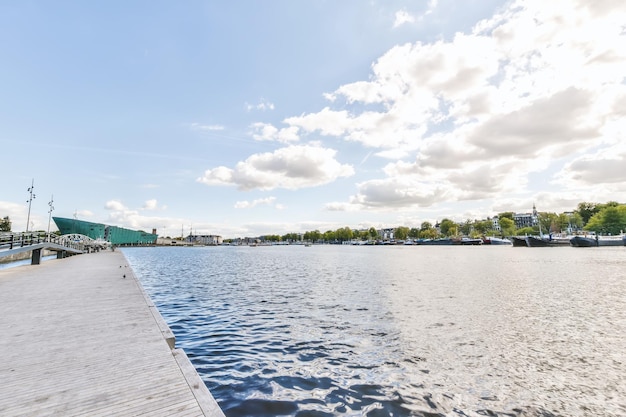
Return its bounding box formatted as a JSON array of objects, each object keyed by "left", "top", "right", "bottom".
[{"left": 261, "top": 201, "right": 626, "bottom": 243}]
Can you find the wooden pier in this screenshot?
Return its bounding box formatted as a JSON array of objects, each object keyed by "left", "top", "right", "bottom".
[{"left": 0, "top": 250, "right": 224, "bottom": 417}]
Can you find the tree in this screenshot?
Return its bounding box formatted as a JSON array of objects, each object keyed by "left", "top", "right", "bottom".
[
  {"left": 575, "top": 202, "right": 600, "bottom": 225},
  {"left": 0, "top": 216, "right": 10, "bottom": 232},
  {"left": 304, "top": 230, "right": 322, "bottom": 242},
  {"left": 459, "top": 220, "right": 472, "bottom": 236},
  {"left": 516, "top": 226, "right": 536, "bottom": 236},
  {"left": 585, "top": 205, "right": 626, "bottom": 235},
  {"left": 282, "top": 233, "right": 300, "bottom": 242},
  {"left": 473, "top": 220, "right": 493, "bottom": 236},
  {"left": 408, "top": 228, "right": 420, "bottom": 239},
  {"left": 323, "top": 230, "right": 336, "bottom": 243},
  {"left": 394, "top": 226, "right": 409, "bottom": 240},
  {"left": 420, "top": 227, "right": 438, "bottom": 239},
  {"left": 335, "top": 227, "right": 353, "bottom": 242},
  {"left": 419, "top": 222, "right": 437, "bottom": 238},
  {"left": 537, "top": 212, "right": 558, "bottom": 233},
  {"left": 439, "top": 219, "right": 457, "bottom": 236},
  {"left": 498, "top": 212, "right": 515, "bottom": 221},
  {"left": 368, "top": 227, "right": 378, "bottom": 240},
  {"left": 499, "top": 217, "right": 515, "bottom": 236},
  {"left": 565, "top": 212, "right": 584, "bottom": 231}
]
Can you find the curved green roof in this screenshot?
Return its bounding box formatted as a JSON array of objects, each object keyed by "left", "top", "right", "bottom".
[{"left": 53, "top": 217, "right": 157, "bottom": 245}]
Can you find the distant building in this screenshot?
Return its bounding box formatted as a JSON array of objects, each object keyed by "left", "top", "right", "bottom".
[
  {"left": 514, "top": 204, "right": 539, "bottom": 229},
  {"left": 379, "top": 228, "right": 394, "bottom": 240},
  {"left": 53, "top": 217, "right": 158, "bottom": 245},
  {"left": 186, "top": 234, "right": 223, "bottom": 245},
  {"left": 491, "top": 216, "right": 501, "bottom": 232}
]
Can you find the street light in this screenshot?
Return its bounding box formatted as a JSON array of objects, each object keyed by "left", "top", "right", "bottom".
[
  {"left": 47, "top": 195, "right": 54, "bottom": 241},
  {"left": 26, "top": 179, "right": 36, "bottom": 233}
]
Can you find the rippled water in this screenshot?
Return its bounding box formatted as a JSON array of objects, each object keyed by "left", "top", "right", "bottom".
[{"left": 123, "top": 245, "right": 626, "bottom": 417}]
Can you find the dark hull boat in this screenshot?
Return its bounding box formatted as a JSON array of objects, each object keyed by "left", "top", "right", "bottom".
[
  {"left": 420, "top": 238, "right": 454, "bottom": 245},
  {"left": 570, "top": 235, "right": 626, "bottom": 247},
  {"left": 525, "top": 236, "right": 571, "bottom": 247},
  {"left": 456, "top": 237, "right": 483, "bottom": 245},
  {"left": 511, "top": 236, "right": 528, "bottom": 247}
]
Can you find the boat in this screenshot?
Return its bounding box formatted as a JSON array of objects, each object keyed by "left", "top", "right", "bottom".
[
  {"left": 570, "top": 234, "right": 626, "bottom": 247},
  {"left": 511, "top": 236, "right": 529, "bottom": 247},
  {"left": 420, "top": 238, "right": 454, "bottom": 245},
  {"left": 525, "top": 234, "right": 572, "bottom": 247},
  {"left": 482, "top": 237, "right": 512, "bottom": 245},
  {"left": 455, "top": 237, "right": 483, "bottom": 245}
]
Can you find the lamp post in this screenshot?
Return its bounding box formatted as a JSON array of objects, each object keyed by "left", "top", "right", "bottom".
[
  {"left": 26, "top": 179, "right": 36, "bottom": 233},
  {"left": 47, "top": 195, "right": 54, "bottom": 241}
]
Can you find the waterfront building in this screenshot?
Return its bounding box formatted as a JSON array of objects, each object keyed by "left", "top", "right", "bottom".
[
  {"left": 491, "top": 216, "right": 501, "bottom": 232},
  {"left": 53, "top": 217, "right": 158, "bottom": 245},
  {"left": 186, "top": 234, "right": 223, "bottom": 245},
  {"left": 513, "top": 204, "right": 539, "bottom": 229}
]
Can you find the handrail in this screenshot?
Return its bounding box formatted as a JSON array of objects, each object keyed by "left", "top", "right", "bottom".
[{"left": 0, "top": 233, "right": 85, "bottom": 252}]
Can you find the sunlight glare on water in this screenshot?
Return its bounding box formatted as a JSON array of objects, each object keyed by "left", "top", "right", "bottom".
[{"left": 123, "top": 245, "right": 626, "bottom": 417}]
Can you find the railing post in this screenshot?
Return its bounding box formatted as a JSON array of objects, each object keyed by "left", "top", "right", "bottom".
[{"left": 32, "top": 248, "right": 42, "bottom": 265}]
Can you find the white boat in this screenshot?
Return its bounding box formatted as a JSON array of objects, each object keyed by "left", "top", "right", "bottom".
[{"left": 482, "top": 237, "right": 512, "bottom": 245}]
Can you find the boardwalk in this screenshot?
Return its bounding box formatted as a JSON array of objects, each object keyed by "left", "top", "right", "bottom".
[{"left": 0, "top": 251, "right": 224, "bottom": 417}]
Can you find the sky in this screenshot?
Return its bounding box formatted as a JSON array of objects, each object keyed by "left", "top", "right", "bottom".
[{"left": 1, "top": 0, "right": 625, "bottom": 238}]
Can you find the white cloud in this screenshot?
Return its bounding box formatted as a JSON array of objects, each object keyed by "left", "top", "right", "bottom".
[
  {"left": 234, "top": 196, "right": 281, "bottom": 209},
  {"left": 393, "top": 10, "right": 415, "bottom": 28},
  {"left": 197, "top": 145, "right": 354, "bottom": 191},
  {"left": 76, "top": 210, "right": 94, "bottom": 218},
  {"left": 292, "top": 0, "right": 626, "bottom": 210},
  {"left": 142, "top": 199, "right": 161, "bottom": 211},
  {"left": 190, "top": 123, "right": 225, "bottom": 132},
  {"left": 104, "top": 200, "right": 127, "bottom": 211},
  {"left": 250, "top": 122, "right": 299, "bottom": 143},
  {"left": 0, "top": 201, "right": 29, "bottom": 232},
  {"left": 246, "top": 99, "right": 275, "bottom": 111}
]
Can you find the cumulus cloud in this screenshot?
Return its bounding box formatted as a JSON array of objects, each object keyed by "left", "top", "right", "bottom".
[
  {"left": 0, "top": 201, "right": 30, "bottom": 231},
  {"left": 393, "top": 10, "right": 415, "bottom": 28},
  {"left": 294, "top": 0, "right": 626, "bottom": 210},
  {"left": 141, "top": 199, "right": 166, "bottom": 211},
  {"left": 250, "top": 122, "right": 299, "bottom": 143},
  {"left": 197, "top": 145, "right": 354, "bottom": 191},
  {"left": 104, "top": 200, "right": 127, "bottom": 211},
  {"left": 555, "top": 143, "right": 626, "bottom": 187},
  {"left": 76, "top": 210, "right": 94, "bottom": 218}
]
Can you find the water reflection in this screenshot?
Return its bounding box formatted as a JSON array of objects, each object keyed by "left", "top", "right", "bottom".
[{"left": 123, "top": 245, "right": 626, "bottom": 416}]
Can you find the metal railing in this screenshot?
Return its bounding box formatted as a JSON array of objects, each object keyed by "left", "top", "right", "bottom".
[{"left": 0, "top": 233, "right": 85, "bottom": 252}]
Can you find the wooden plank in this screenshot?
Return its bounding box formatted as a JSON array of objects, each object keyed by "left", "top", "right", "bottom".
[{"left": 0, "top": 251, "right": 224, "bottom": 417}]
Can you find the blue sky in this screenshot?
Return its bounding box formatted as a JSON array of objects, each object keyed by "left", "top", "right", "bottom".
[{"left": 2, "top": 0, "right": 625, "bottom": 238}]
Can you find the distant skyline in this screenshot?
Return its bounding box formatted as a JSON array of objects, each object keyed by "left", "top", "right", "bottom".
[{"left": 1, "top": 1, "right": 625, "bottom": 238}]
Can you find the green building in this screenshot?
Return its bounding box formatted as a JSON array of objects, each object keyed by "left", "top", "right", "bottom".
[{"left": 53, "top": 217, "right": 158, "bottom": 245}]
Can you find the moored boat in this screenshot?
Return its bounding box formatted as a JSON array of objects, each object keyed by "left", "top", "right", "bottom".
[
  {"left": 570, "top": 234, "right": 626, "bottom": 247},
  {"left": 420, "top": 238, "right": 454, "bottom": 245},
  {"left": 511, "top": 236, "right": 528, "bottom": 247},
  {"left": 482, "top": 237, "right": 512, "bottom": 245},
  {"left": 455, "top": 237, "right": 483, "bottom": 245},
  {"left": 525, "top": 235, "right": 572, "bottom": 247}
]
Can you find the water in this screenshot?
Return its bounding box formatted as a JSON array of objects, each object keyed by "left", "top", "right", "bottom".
[
  {"left": 0, "top": 254, "right": 57, "bottom": 270},
  {"left": 122, "top": 245, "right": 626, "bottom": 417}
]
